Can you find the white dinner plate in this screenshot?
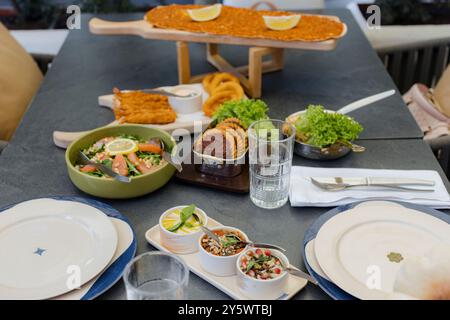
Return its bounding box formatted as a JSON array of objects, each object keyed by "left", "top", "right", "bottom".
[
  {"left": 54, "top": 217, "right": 132, "bottom": 300},
  {"left": 304, "top": 240, "right": 329, "bottom": 281},
  {"left": 314, "top": 201, "right": 450, "bottom": 300},
  {"left": 0, "top": 198, "right": 117, "bottom": 299}
]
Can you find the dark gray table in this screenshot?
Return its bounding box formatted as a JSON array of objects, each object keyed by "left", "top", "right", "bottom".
[
  {"left": 0, "top": 138, "right": 447, "bottom": 300},
  {"left": 39, "top": 9, "right": 421, "bottom": 140},
  {"left": 0, "top": 10, "right": 439, "bottom": 300}
]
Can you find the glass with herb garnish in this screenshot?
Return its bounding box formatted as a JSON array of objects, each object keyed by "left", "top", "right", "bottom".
[
  {"left": 159, "top": 205, "right": 208, "bottom": 254},
  {"left": 198, "top": 226, "right": 249, "bottom": 277}
]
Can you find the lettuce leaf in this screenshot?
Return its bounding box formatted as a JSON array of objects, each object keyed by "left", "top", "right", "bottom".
[
  {"left": 212, "top": 99, "right": 269, "bottom": 129},
  {"left": 295, "top": 105, "right": 363, "bottom": 148}
]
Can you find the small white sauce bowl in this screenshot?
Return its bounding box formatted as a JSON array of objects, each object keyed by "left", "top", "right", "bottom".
[
  {"left": 159, "top": 205, "right": 208, "bottom": 254},
  {"left": 198, "top": 226, "right": 249, "bottom": 277},
  {"left": 166, "top": 85, "right": 203, "bottom": 114},
  {"left": 236, "top": 248, "right": 289, "bottom": 300}
]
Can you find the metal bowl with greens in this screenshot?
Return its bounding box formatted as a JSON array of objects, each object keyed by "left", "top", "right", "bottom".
[{"left": 286, "top": 105, "right": 365, "bottom": 160}]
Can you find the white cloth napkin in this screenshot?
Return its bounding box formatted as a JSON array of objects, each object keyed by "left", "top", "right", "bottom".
[{"left": 289, "top": 166, "right": 450, "bottom": 209}]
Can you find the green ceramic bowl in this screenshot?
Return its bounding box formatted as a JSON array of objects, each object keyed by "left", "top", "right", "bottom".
[{"left": 66, "top": 124, "right": 176, "bottom": 199}]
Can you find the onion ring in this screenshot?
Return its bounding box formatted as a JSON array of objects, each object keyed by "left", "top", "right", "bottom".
[
  {"left": 203, "top": 90, "right": 239, "bottom": 117},
  {"left": 211, "top": 81, "right": 244, "bottom": 99},
  {"left": 202, "top": 73, "right": 216, "bottom": 94},
  {"left": 209, "top": 73, "right": 239, "bottom": 92}
]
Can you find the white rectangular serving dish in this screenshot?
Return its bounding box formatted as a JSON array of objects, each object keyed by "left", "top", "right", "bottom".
[{"left": 145, "top": 217, "right": 307, "bottom": 300}]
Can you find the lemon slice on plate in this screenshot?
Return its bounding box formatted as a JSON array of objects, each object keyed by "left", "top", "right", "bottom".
[
  {"left": 105, "top": 138, "right": 138, "bottom": 156},
  {"left": 263, "top": 15, "right": 301, "bottom": 31},
  {"left": 187, "top": 4, "right": 222, "bottom": 22}
]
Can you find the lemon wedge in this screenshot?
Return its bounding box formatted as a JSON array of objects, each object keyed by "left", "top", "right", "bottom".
[
  {"left": 187, "top": 4, "right": 222, "bottom": 22},
  {"left": 263, "top": 15, "right": 301, "bottom": 31},
  {"left": 162, "top": 218, "right": 178, "bottom": 230},
  {"left": 105, "top": 138, "right": 138, "bottom": 156}
]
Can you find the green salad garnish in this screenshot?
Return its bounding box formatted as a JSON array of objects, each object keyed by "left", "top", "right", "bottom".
[
  {"left": 295, "top": 105, "right": 363, "bottom": 148},
  {"left": 221, "top": 234, "right": 241, "bottom": 247},
  {"left": 167, "top": 204, "right": 197, "bottom": 233},
  {"left": 212, "top": 99, "right": 269, "bottom": 129}
]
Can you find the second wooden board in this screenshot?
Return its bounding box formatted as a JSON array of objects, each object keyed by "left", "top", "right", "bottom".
[
  {"left": 89, "top": 15, "right": 347, "bottom": 51},
  {"left": 53, "top": 84, "right": 212, "bottom": 149}
]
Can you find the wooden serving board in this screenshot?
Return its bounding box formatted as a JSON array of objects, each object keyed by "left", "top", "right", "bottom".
[
  {"left": 89, "top": 15, "right": 347, "bottom": 51},
  {"left": 97, "top": 84, "right": 212, "bottom": 134},
  {"left": 52, "top": 84, "right": 212, "bottom": 149}
]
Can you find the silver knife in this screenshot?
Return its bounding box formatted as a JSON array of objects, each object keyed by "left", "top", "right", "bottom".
[{"left": 310, "top": 177, "right": 436, "bottom": 187}]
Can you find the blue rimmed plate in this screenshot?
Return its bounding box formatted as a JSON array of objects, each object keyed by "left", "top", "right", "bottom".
[
  {"left": 302, "top": 200, "right": 450, "bottom": 300},
  {"left": 0, "top": 196, "right": 136, "bottom": 300}
]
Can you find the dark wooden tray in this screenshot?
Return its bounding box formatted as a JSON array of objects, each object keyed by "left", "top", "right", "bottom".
[{"left": 175, "top": 152, "right": 249, "bottom": 193}]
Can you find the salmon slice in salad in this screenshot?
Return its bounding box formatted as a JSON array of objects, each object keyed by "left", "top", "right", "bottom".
[
  {"left": 79, "top": 164, "right": 97, "bottom": 173},
  {"left": 127, "top": 152, "right": 153, "bottom": 174},
  {"left": 112, "top": 154, "right": 129, "bottom": 176},
  {"left": 138, "top": 143, "right": 162, "bottom": 154}
]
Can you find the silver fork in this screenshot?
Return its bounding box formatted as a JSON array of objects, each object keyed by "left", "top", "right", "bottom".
[{"left": 310, "top": 178, "right": 434, "bottom": 192}]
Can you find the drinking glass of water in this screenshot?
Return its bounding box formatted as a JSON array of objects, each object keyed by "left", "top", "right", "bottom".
[
  {"left": 248, "top": 119, "right": 296, "bottom": 209},
  {"left": 123, "top": 251, "right": 189, "bottom": 300}
]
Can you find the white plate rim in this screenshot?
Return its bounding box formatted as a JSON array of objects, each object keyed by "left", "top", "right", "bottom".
[
  {"left": 0, "top": 198, "right": 118, "bottom": 300},
  {"left": 314, "top": 202, "right": 450, "bottom": 300}
]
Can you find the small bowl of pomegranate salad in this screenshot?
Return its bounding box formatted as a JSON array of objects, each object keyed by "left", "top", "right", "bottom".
[{"left": 236, "top": 248, "right": 289, "bottom": 299}]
